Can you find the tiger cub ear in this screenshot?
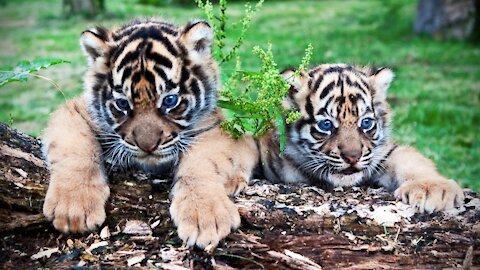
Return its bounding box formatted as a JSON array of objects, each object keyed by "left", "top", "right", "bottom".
[
  {"left": 80, "top": 26, "right": 111, "bottom": 65},
  {"left": 369, "top": 67, "right": 394, "bottom": 102},
  {"left": 181, "top": 20, "right": 213, "bottom": 62},
  {"left": 281, "top": 68, "right": 310, "bottom": 108}
]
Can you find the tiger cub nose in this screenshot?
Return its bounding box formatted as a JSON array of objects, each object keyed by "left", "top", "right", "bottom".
[
  {"left": 341, "top": 151, "right": 361, "bottom": 164},
  {"left": 132, "top": 128, "right": 162, "bottom": 154},
  {"left": 135, "top": 137, "right": 160, "bottom": 153}
]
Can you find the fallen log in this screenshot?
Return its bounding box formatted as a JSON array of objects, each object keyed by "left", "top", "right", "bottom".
[{"left": 0, "top": 123, "right": 479, "bottom": 269}]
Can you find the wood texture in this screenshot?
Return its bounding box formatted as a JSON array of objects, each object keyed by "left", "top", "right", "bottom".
[{"left": 0, "top": 123, "right": 479, "bottom": 269}]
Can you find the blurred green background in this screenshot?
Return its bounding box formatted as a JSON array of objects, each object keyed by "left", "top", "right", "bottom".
[{"left": 0, "top": 0, "right": 478, "bottom": 190}]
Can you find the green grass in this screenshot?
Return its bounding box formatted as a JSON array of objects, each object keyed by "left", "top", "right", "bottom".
[{"left": 0, "top": 0, "right": 478, "bottom": 190}]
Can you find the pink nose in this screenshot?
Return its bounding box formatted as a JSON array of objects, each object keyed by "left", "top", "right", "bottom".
[
  {"left": 137, "top": 141, "right": 159, "bottom": 153},
  {"left": 135, "top": 137, "right": 160, "bottom": 153},
  {"left": 341, "top": 151, "right": 361, "bottom": 164}
]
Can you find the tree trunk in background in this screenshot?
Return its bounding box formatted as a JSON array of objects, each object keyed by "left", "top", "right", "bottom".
[
  {"left": 63, "top": 0, "right": 105, "bottom": 17},
  {"left": 1, "top": 122, "right": 479, "bottom": 269},
  {"left": 414, "top": 0, "right": 477, "bottom": 40}
]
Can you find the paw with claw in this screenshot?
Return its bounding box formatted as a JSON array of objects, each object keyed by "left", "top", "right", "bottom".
[
  {"left": 395, "top": 179, "right": 464, "bottom": 213},
  {"left": 170, "top": 184, "right": 240, "bottom": 249},
  {"left": 43, "top": 173, "right": 110, "bottom": 233}
]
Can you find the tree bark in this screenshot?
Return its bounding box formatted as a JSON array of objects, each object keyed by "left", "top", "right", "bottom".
[
  {"left": 415, "top": 0, "right": 477, "bottom": 40},
  {"left": 63, "top": 0, "right": 105, "bottom": 17},
  {"left": 0, "top": 122, "right": 479, "bottom": 269}
]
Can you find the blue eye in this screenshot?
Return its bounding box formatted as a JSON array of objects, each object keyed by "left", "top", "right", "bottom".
[
  {"left": 360, "top": 118, "right": 375, "bottom": 130},
  {"left": 318, "top": 119, "right": 334, "bottom": 133},
  {"left": 163, "top": 94, "right": 179, "bottom": 108},
  {"left": 115, "top": 98, "right": 130, "bottom": 111}
]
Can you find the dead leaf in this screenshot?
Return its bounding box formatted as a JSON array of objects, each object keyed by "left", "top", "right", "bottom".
[
  {"left": 86, "top": 241, "right": 108, "bottom": 254},
  {"left": 123, "top": 220, "right": 152, "bottom": 235},
  {"left": 127, "top": 253, "right": 145, "bottom": 266},
  {"left": 30, "top": 247, "right": 59, "bottom": 260},
  {"left": 100, "top": 226, "right": 111, "bottom": 240}
]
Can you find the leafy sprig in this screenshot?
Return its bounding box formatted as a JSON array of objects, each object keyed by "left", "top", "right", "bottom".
[
  {"left": 0, "top": 58, "right": 69, "bottom": 88},
  {"left": 195, "top": 0, "right": 263, "bottom": 64},
  {"left": 196, "top": 0, "right": 313, "bottom": 151},
  {"left": 219, "top": 44, "right": 313, "bottom": 151}
]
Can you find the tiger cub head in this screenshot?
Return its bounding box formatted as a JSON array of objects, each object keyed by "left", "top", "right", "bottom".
[
  {"left": 80, "top": 19, "right": 218, "bottom": 168},
  {"left": 282, "top": 64, "right": 394, "bottom": 187}
]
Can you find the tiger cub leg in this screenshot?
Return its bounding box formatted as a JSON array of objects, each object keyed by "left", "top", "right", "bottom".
[
  {"left": 223, "top": 135, "right": 258, "bottom": 196},
  {"left": 170, "top": 128, "right": 258, "bottom": 248},
  {"left": 43, "top": 97, "right": 109, "bottom": 233},
  {"left": 385, "top": 146, "right": 464, "bottom": 213}
]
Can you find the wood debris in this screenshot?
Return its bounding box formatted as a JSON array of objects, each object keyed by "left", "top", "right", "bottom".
[{"left": 0, "top": 123, "right": 479, "bottom": 269}]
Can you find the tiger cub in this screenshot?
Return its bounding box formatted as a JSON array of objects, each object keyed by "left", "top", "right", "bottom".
[
  {"left": 254, "top": 64, "right": 464, "bottom": 213},
  {"left": 42, "top": 19, "right": 257, "bottom": 248}
]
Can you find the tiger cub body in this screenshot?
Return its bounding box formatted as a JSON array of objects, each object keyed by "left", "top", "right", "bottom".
[
  {"left": 252, "top": 64, "right": 464, "bottom": 213},
  {"left": 43, "top": 19, "right": 256, "bottom": 248}
]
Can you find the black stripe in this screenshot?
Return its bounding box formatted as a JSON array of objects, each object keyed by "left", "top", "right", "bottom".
[
  {"left": 116, "top": 44, "right": 143, "bottom": 72},
  {"left": 323, "top": 96, "right": 335, "bottom": 113},
  {"left": 146, "top": 50, "right": 172, "bottom": 69},
  {"left": 319, "top": 81, "right": 335, "bottom": 99},
  {"left": 160, "top": 26, "right": 178, "bottom": 36},
  {"left": 190, "top": 79, "right": 202, "bottom": 110},
  {"left": 323, "top": 66, "right": 345, "bottom": 74},
  {"left": 130, "top": 72, "right": 141, "bottom": 99},
  {"left": 94, "top": 73, "right": 107, "bottom": 91},
  {"left": 305, "top": 96, "right": 314, "bottom": 119},
  {"left": 180, "top": 66, "right": 190, "bottom": 85},
  {"left": 155, "top": 34, "right": 178, "bottom": 57},
  {"left": 134, "top": 26, "right": 179, "bottom": 56},
  {"left": 383, "top": 145, "right": 398, "bottom": 161},
  {"left": 121, "top": 67, "right": 132, "bottom": 84},
  {"left": 183, "top": 21, "right": 210, "bottom": 34},
  {"left": 191, "top": 65, "right": 208, "bottom": 86},
  {"left": 374, "top": 67, "right": 386, "bottom": 75},
  {"left": 153, "top": 65, "right": 168, "bottom": 82},
  {"left": 312, "top": 75, "right": 324, "bottom": 92},
  {"left": 338, "top": 77, "right": 344, "bottom": 96},
  {"left": 143, "top": 70, "right": 156, "bottom": 88},
  {"left": 345, "top": 75, "right": 353, "bottom": 87}
]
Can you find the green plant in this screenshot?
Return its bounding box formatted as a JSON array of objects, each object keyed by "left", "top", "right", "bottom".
[
  {"left": 196, "top": 0, "right": 312, "bottom": 150},
  {"left": 0, "top": 58, "right": 69, "bottom": 88},
  {"left": 219, "top": 44, "right": 312, "bottom": 151},
  {"left": 195, "top": 0, "right": 263, "bottom": 64}
]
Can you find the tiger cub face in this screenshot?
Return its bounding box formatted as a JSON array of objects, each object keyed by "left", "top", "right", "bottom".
[
  {"left": 80, "top": 19, "right": 218, "bottom": 168},
  {"left": 282, "top": 64, "right": 395, "bottom": 187}
]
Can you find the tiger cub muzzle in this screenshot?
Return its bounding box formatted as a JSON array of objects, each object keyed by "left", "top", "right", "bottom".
[
  {"left": 326, "top": 126, "right": 373, "bottom": 175},
  {"left": 120, "top": 108, "right": 179, "bottom": 156}
]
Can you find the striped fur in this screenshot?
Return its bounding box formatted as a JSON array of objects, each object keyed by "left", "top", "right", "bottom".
[
  {"left": 253, "top": 64, "right": 464, "bottom": 213},
  {"left": 42, "top": 19, "right": 251, "bottom": 248},
  {"left": 81, "top": 19, "right": 219, "bottom": 170},
  {"left": 258, "top": 64, "right": 395, "bottom": 188}
]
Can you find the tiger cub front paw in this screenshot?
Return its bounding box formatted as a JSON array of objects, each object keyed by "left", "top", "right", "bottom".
[
  {"left": 170, "top": 187, "right": 240, "bottom": 249},
  {"left": 224, "top": 173, "right": 249, "bottom": 196},
  {"left": 395, "top": 179, "right": 464, "bottom": 213},
  {"left": 43, "top": 174, "right": 110, "bottom": 233}
]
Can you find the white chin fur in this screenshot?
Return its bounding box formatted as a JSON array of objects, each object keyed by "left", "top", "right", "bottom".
[{"left": 328, "top": 171, "right": 364, "bottom": 187}]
